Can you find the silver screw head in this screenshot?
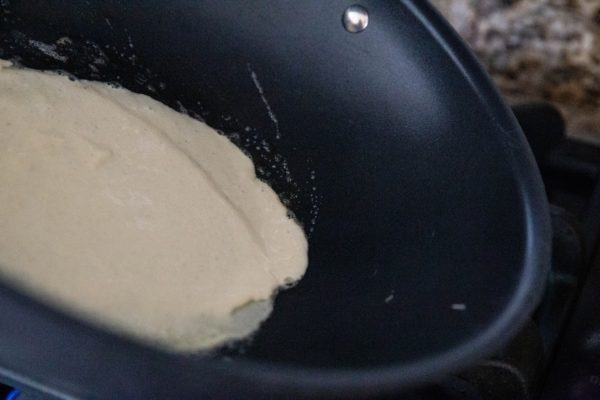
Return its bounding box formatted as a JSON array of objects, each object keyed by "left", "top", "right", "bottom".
[{"left": 343, "top": 5, "right": 369, "bottom": 33}]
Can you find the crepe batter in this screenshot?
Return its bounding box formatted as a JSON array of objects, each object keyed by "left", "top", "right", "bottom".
[{"left": 0, "top": 60, "right": 308, "bottom": 351}]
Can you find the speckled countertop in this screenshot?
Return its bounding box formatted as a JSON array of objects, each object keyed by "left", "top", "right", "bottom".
[{"left": 431, "top": 0, "right": 600, "bottom": 142}]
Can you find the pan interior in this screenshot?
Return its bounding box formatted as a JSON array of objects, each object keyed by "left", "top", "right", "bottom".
[{"left": 0, "top": 0, "right": 545, "bottom": 370}]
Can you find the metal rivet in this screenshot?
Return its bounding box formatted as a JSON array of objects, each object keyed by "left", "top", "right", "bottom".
[{"left": 342, "top": 5, "right": 369, "bottom": 33}]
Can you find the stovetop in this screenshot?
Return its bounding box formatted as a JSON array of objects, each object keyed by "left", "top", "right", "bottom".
[{"left": 2, "top": 103, "right": 600, "bottom": 400}]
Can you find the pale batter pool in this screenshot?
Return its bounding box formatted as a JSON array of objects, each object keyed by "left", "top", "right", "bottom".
[{"left": 0, "top": 60, "right": 308, "bottom": 351}]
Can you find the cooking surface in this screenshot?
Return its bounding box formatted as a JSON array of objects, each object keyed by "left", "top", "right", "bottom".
[{"left": 0, "top": 1, "right": 550, "bottom": 398}]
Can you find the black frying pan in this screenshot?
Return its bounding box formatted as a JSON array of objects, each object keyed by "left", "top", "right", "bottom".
[{"left": 0, "top": 1, "right": 551, "bottom": 398}]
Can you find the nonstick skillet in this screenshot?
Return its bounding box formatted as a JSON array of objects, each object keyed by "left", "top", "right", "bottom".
[{"left": 0, "top": 1, "right": 551, "bottom": 398}]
